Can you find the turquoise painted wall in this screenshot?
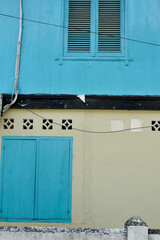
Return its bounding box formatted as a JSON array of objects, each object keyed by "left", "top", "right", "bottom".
[{"left": 0, "top": 0, "right": 160, "bottom": 95}]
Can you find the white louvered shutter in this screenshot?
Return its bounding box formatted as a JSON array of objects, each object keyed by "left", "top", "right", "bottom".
[
  {"left": 98, "top": 0, "right": 121, "bottom": 52},
  {"left": 68, "top": 0, "right": 91, "bottom": 51}
]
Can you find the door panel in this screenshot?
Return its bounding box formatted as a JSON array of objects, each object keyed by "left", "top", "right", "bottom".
[
  {"left": 36, "top": 139, "right": 71, "bottom": 220},
  {"left": 0, "top": 139, "right": 36, "bottom": 219}
]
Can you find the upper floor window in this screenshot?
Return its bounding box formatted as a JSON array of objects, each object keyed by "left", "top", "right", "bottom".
[{"left": 64, "top": 0, "right": 125, "bottom": 57}]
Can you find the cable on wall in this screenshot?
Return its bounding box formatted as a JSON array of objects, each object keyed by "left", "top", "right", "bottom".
[
  {"left": 0, "top": 13, "right": 160, "bottom": 47},
  {"left": 27, "top": 109, "right": 152, "bottom": 134},
  {"left": 3, "top": 1, "right": 22, "bottom": 113}
]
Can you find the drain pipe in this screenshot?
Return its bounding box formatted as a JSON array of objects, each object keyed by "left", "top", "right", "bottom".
[{"left": 3, "top": 0, "right": 22, "bottom": 113}]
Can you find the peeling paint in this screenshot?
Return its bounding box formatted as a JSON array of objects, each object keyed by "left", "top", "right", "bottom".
[{"left": 77, "top": 95, "right": 85, "bottom": 103}]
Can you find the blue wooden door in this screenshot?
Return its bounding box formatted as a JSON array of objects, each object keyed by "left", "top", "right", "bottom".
[
  {"left": 0, "top": 137, "right": 72, "bottom": 222},
  {"left": 0, "top": 139, "right": 36, "bottom": 220},
  {"left": 35, "top": 139, "right": 71, "bottom": 220}
]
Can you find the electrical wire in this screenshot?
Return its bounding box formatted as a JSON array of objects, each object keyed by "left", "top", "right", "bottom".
[
  {"left": 0, "top": 13, "right": 160, "bottom": 47},
  {"left": 27, "top": 109, "right": 152, "bottom": 134}
]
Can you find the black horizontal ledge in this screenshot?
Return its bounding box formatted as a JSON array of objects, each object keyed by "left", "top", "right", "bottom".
[{"left": 2, "top": 94, "right": 160, "bottom": 110}]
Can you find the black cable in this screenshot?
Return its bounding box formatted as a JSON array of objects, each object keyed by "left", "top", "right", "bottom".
[
  {"left": 0, "top": 13, "right": 160, "bottom": 47},
  {"left": 27, "top": 109, "right": 151, "bottom": 134}
]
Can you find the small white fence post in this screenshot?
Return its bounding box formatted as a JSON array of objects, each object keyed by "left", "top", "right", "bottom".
[{"left": 125, "top": 216, "right": 148, "bottom": 240}]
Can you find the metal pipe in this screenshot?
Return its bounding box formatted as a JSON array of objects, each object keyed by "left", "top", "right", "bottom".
[{"left": 3, "top": 0, "right": 22, "bottom": 113}]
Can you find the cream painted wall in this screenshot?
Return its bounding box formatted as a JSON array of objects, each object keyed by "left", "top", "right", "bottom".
[{"left": 0, "top": 109, "right": 159, "bottom": 228}]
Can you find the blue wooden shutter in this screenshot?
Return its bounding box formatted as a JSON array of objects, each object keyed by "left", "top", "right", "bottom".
[
  {"left": 0, "top": 137, "right": 72, "bottom": 222},
  {"left": 0, "top": 139, "right": 36, "bottom": 220},
  {"left": 98, "top": 0, "right": 121, "bottom": 52},
  {"left": 35, "top": 139, "right": 71, "bottom": 221},
  {"left": 68, "top": 0, "right": 91, "bottom": 51}
]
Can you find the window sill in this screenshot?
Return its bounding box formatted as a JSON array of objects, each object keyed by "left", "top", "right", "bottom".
[{"left": 55, "top": 57, "right": 134, "bottom": 66}]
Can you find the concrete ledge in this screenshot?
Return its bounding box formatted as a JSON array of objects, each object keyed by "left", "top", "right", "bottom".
[
  {"left": 149, "top": 235, "right": 160, "bottom": 240},
  {"left": 0, "top": 231, "right": 126, "bottom": 240},
  {"left": 0, "top": 227, "right": 126, "bottom": 240},
  {"left": 1, "top": 217, "right": 160, "bottom": 240},
  {"left": 0, "top": 226, "right": 126, "bottom": 234}
]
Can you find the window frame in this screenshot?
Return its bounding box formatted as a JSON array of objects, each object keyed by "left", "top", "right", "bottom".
[{"left": 63, "top": 0, "right": 125, "bottom": 58}]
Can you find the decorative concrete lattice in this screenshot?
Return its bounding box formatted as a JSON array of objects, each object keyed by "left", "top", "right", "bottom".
[
  {"left": 151, "top": 121, "right": 160, "bottom": 131},
  {"left": 23, "top": 119, "right": 33, "bottom": 130},
  {"left": 62, "top": 119, "right": 72, "bottom": 130},
  {"left": 3, "top": 119, "right": 14, "bottom": 129},
  {"left": 42, "top": 119, "right": 53, "bottom": 130}
]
